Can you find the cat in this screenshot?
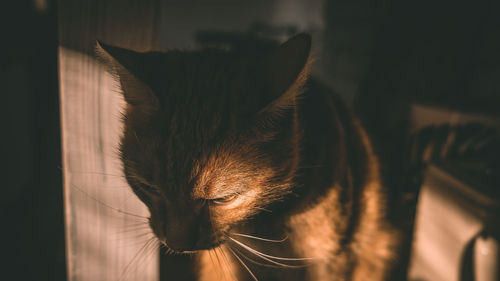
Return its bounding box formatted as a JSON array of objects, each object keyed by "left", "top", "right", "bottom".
[{"left": 97, "top": 33, "right": 399, "bottom": 281}]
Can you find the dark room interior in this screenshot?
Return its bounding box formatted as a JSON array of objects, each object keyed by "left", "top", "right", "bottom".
[{"left": 3, "top": 0, "right": 499, "bottom": 281}]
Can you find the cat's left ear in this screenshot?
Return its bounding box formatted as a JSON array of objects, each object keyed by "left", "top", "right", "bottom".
[
  {"left": 96, "top": 41, "right": 159, "bottom": 111},
  {"left": 261, "top": 33, "right": 312, "bottom": 112}
]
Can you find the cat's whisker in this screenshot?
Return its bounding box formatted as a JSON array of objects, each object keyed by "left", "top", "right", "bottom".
[
  {"left": 215, "top": 249, "right": 228, "bottom": 281},
  {"left": 115, "top": 224, "right": 150, "bottom": 233},
  {"left": 117, "top": 235, "right": 157, "bottom": 249},
  {"left": 137, "top": 238, "right": 160, "bottom": 277},
  {"left": 120, "top": 221, "right": 149, "bottom": 227},
  {"left": 207, "top": 249, "right": 220, "bottom": 279},
  {"left": 112, "top": 225, "right": 152, "bottom": 241},
  {"left": 231, "top": 233, "right": 288, "bottom": 243},
  {"left": 227, "top": 246, "right": 258, "bottom": 281},
  {"left": 227, "top": 237, "right": 314, "bottom": 269},
  {"left": 229, "top": 237, "right": 314, "bottom": 262},
  {"left": 213, "top": 247, "right": 224, "bottom": 280},
  {"left": 118, "top": 223, "right": 151, "bottom": 231},
  {"left": 131, "top": 237, "right": 158, "bottom": 280},
  {"left": 231, "top": 245, "right": 284, "bottom": 269},
  {"left": 70, "top": 183, "right": 149, "bottom": 220},
  {"left": 124, "top": 236, "right": 157, "bottom": 280},
  {"left": 98, "top": 185, "right": 133, "bottom": 189},
  {"left": 207, "top": 203, "right": 234, "bottom": 281},
  {"left": 229, "top": 238, "right": 309, "bottom": 269},
  {"left": 214, "top": 248, "right": 227, "bottom": 280},
  {"left": 214, "top": 249, "right": 224, "bottom": 280},
  {"left": 115, "top": 230, "right": 152, "bottom": 239},
  {"left": 208, "top": 249, "right": 216, "bottom": 268},
  {"left": 110, "top": 222, "right": 149, "bottom": 234},
  {"left": 115, "top": 231, "right": 154, "bottom": 244},
  {"left": 245, "top": 251, "right": 309, "bottom": 269},
  {"left": 67, "top": 170, "right": 126, "bottom": 178},
  {"left": 219, "top": 246, "right": 238, "bottom": 281},
  {"left": 113, "top": 228, "right": 151, "bottom": 239},
  {"left": 119, "top": 236, "right": 156, "bottom": 281}
]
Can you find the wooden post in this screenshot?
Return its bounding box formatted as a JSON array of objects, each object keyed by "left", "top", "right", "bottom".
[{"left": 58, "top": 1, "right": 161, "bottom": 280}]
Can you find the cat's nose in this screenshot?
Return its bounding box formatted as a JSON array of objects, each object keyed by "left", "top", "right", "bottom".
[
  {"left": 164, "top": 217, "right": 198, "bottom": 252},
  {"left": 163, "top": 201, "right": 209, "bottom": 252}
]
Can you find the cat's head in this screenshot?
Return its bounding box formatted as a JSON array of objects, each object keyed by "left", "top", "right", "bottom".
[{"left": 97, "top": 34, "right": 312, "bottom": 253}]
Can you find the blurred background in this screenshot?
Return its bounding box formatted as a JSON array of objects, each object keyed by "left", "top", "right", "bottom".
[{"left": 2, "top": 0, "right": 499, "bottom": 280}]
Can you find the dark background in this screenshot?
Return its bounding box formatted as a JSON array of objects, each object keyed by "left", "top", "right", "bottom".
[
  {"left": 2, "top": 0, "right": 499, "bottom": 280},
  {"left": 1, "top": 1, "right": 65, "bottom": 281}
]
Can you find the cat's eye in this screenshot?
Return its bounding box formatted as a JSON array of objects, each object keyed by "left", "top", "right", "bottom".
[{"left": 210, "top": 193, "right": 238, "bottom": 205}]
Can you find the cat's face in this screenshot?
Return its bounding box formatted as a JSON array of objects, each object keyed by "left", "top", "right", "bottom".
[{"left": 98, "top": 34, "right": 311, "bottom": 253}]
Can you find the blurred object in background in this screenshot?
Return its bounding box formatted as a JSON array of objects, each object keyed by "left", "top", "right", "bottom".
[
  {"left": 408, "top": 165, "right": 499, "bottom": 281},
  {"left": 351, "top": 0, "right": 500, "bottom": 277},
  {"left": 407, "top": 105, "right": 500, "bottom": 281},
  {"left": 474, "top": 236, "right": 499, "bottom": 281}
]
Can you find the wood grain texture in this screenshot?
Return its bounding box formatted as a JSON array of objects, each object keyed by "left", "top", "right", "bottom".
[{"left": 58, "top": 1, "right": 161, "bottom": 280}]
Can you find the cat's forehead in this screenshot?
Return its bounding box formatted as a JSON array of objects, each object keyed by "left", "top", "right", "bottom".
[
  {"left": 145, "top": 52, "right": 263, "bottom": 139},
  {"left": 156, "top": 51, "right": 259, "bottom": 98}
]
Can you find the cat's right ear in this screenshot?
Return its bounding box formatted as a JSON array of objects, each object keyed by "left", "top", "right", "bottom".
[
  {"left": 255, "top": 33, "right": 312, "bottom": 117},
  {"left": 96, "top": 41, "right": 159, "bottom": 111}
]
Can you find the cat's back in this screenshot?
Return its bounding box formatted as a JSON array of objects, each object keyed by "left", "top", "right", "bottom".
[{"left": 290, "top": 79, "right": 399, "bottom": 281}]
